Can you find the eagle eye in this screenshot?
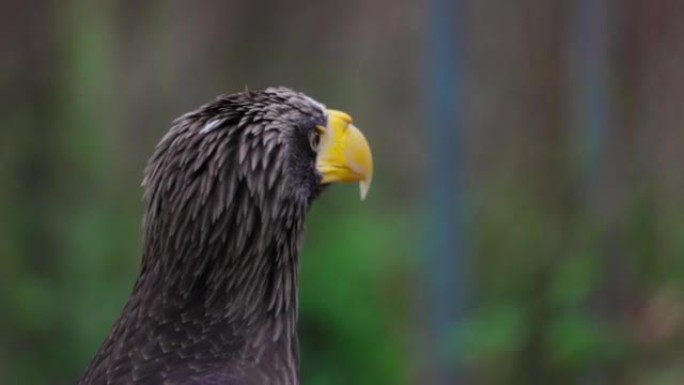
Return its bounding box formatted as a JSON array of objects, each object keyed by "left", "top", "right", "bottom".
[{"left": 309, "top": 130, "right": 321, "bottom": 152}]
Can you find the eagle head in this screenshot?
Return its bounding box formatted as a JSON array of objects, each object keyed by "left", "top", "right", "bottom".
[{"left": 78, "top": 87, "right": 373, "bottom": 385}]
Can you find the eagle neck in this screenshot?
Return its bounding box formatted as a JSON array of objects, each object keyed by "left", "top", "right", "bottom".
[{"left": 138, "top": 190, "right": 308, "bottom": 338}]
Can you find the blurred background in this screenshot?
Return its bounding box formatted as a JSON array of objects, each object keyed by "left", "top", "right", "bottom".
[{"left": 1, "top": 0, "right": 684, "bottom": 384}]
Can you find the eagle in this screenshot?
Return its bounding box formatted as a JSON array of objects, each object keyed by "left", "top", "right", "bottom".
[{"left": 77, "top": 87, "right": 373, "bottom": 385}]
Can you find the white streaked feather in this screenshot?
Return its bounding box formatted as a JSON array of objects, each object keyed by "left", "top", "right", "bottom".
[{"left": 200, "top": 118, "right": 223, "bottom": 134}]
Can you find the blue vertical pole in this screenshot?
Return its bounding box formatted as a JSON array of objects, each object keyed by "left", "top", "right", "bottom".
[
  {"left": 574, "top": 0, "right": 609, "bottom": 190},
  {"left": 572, "top": 0, "right": 610, "bottom": 384},
  {"left": 426, "top": 0, "right": 468, "bottom": 383}
]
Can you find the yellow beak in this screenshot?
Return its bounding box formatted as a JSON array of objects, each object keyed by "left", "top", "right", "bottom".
[{"left": 315, "top": 109, "right": 373, "bottom": 200}]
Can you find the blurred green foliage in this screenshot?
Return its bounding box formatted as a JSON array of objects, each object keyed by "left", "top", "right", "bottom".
[{"left": 300, "top": 195, "right": 412, "bottom": 385}]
